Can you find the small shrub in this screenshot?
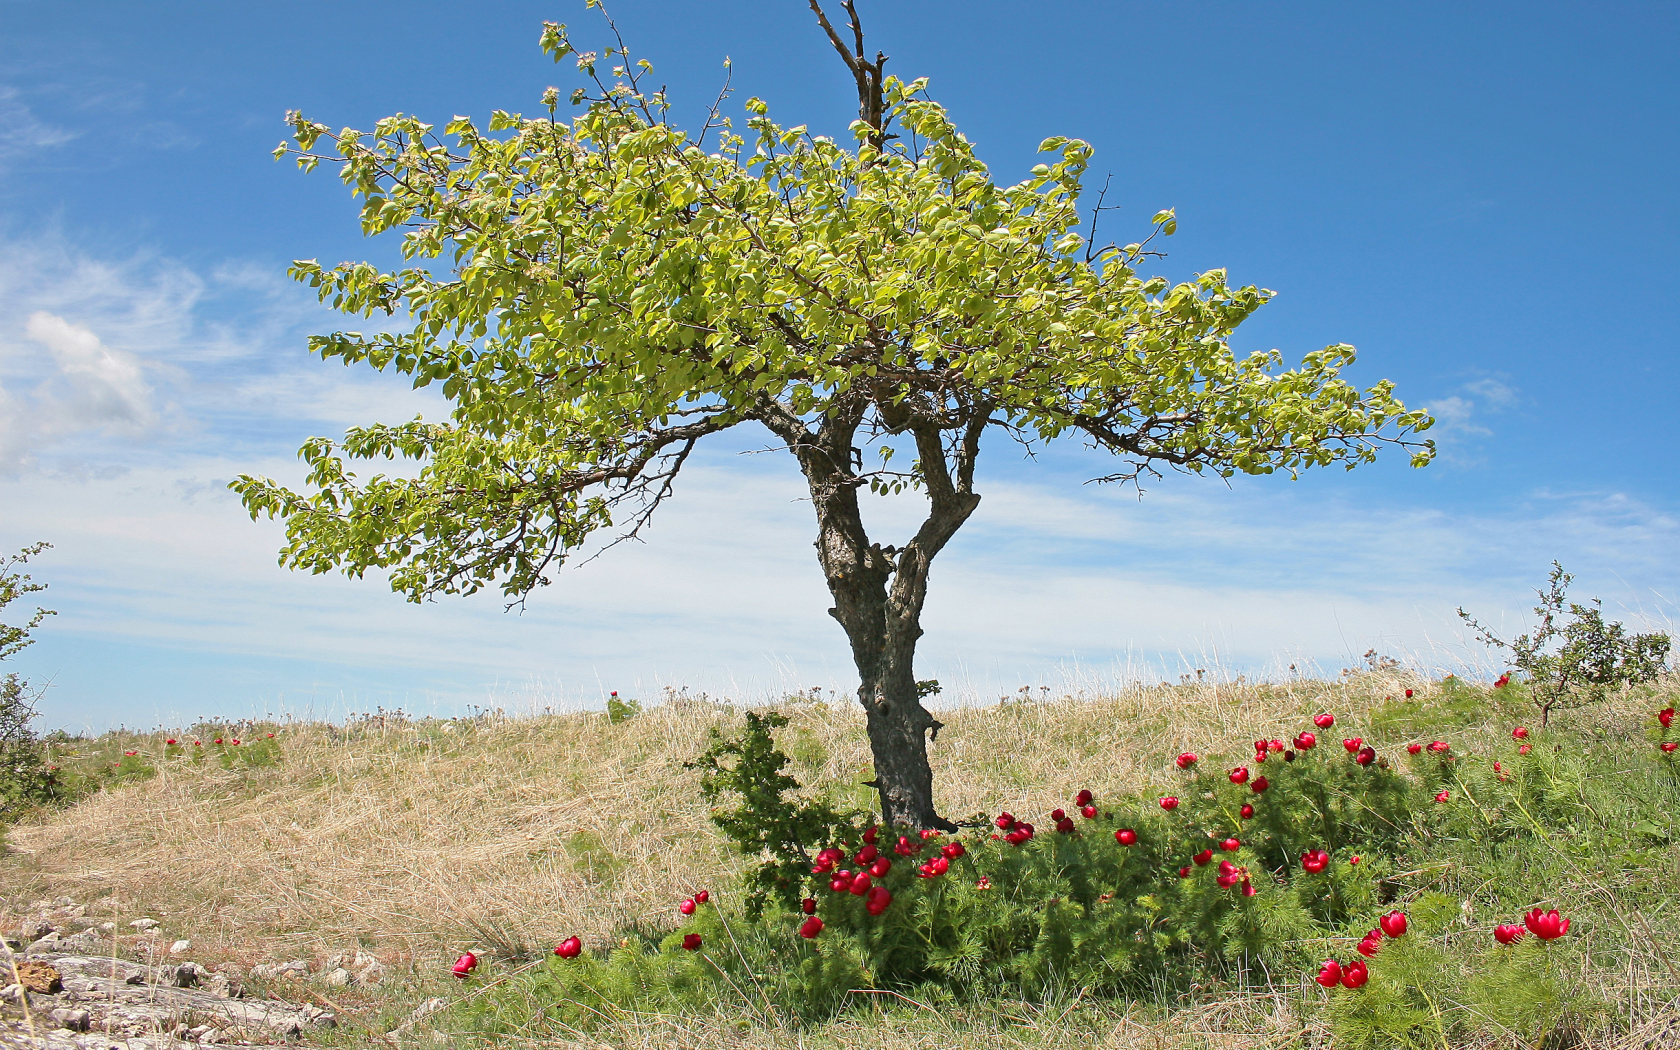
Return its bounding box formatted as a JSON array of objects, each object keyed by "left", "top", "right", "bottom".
[{"left": 1460, "top": 562, "right": 1670, "bottom": 725}]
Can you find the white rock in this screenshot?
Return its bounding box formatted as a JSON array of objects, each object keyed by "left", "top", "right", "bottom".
[
  {"left": 168, "top": 939, "right": 191, "bottom": 954},
  {"left": 324, "top": 966, "right": 353, "bottom": 987}
]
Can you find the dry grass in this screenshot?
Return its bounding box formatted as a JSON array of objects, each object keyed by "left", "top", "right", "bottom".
[{"left": 0, "top": 673, "right": 1674, "bottom": 1048}]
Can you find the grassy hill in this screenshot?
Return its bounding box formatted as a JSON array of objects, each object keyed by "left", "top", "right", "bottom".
[{"left": 2, "top": 673, "right": 1676, "bottom": 1048}]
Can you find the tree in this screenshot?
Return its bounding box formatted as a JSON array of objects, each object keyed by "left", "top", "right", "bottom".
[
  {"left": 0, "top": 543, "right": 60, "bottom": 821},
  {"left": 233, "top": 2, "right": 1433, "bottom": 830}
]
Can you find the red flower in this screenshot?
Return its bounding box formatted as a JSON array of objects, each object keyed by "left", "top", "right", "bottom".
[
  {"left": 1215, "top": 861, "right": 1241, "bottom": 888},
  {"left": 1175, "top": 752, "right": 1198, "bottom": 770},
  {"left": 451, "top": 952, "right": 478, "bottom": 978},
  {"left": 828, "top": 874, "right": 849, "bottom": 893},
  {"left": 1435, "top": 790, "right": 1450, "bottom": 803},
  {"left": 554, "top": 937, "right": 581, "bottom": 959},
  {"left": 1193, "top": 848, "right": 1213, "bottom": 866},
  {"left": 124, "top": 751, "right": 137, "bottom": 757},
  {"left": 1250, "top": 776, "right": 1269, "bottom": 793},
  {"left": 232, "top": 740, "right": 240, "bottom": 746},
  {"left": 682, "top": 934, "right": 703, "bottom": 951},
  {"left": 1229, "top": 766, "right": 1250, "bottom": 785},
  {"left": 679, "top": 899, "right": 696, "bottom": 916},
  {"left": 1051, "top": 809, "right": 1067, "bottom": 822},
  {"left": 801, "top": 898, "right": 817, "bottom": 915},
  {"left": 1341, "top": 959, "right": 1369, "bottom": 988},
  {"left": 1241, "top": 879, "right": 1257, "bottom": 897},
  {"left": 1407, "top": 743, "right": 1423, "bottom": 755},
  {"left": 695, "top": 890, "right": 709, "bottom": 904},
  {"left": 855, "top": 843, "right": 879, "bottom": 865},
  {"left": 214, "top": 738, "right": 223, "bottom": 745},
  {"left": 193, "top": 741, "right": 200, "bottom": 746},
  {"left": 1512, "top": 726, "right": 1529, "bottom": 740},
  {"left": 1240, "top": 804, "right": 1254, "bottom": 819},
  {"left": 799, "top": 916, "right": 824, "bottom": 938},
  {"left": 1379, "top": 911, "right": 1408, "bottom": 938},
  {"left": 863, "top": 825, "right": 879, "bottom": 845},
  {"left": 1343, "top": 738, "right": 1363, "bottom": 753},
  {"left": 1315, "top": 959, "right": 1343, "bottom": 987},
  {"left": 1494, "top": 924, "right": 1526, "bottom": 945},
  {"left": 1315, "top": 714, "right": 1335, "bottom": 729},
  {"left": 1356, "top": 931, "right": 1382, "bottom": 958},
  {"left": 995, "top": 812, "right": 1015, "bottom": 830},
  {"left": 920, "top": 828, "right": 940, "bottom": 840},
  {"left": 812, "top": 847, "right": 844, "bottom": 873},
  {"left": 1269, "top": 739, "right": 1285, "bottom": 753},
  {"left": 940, "top": 841, "right": 965, "bottom": 859},
  {"left": 1075, "top": 788, "right": 1094, "bottom": 806},
  {"left": 1356, "top": 746, "right": 1376, "bottom": 766},
  {"left": 870, "top": 857, "right": 892, "bottom": 877},
  {"left": 1178, "top": 866, "right": 1192, "bottom": 878},
  {"left": 1081, "top": 804, "right": 1097, "bottom": 819},
  {"left": 1294, "top": 732, "right": 1317, "bottom": 751},
  {"left": 1301, "top": 849, "right": 1329, "bottom": 874},
  {"left": 916, "top": 856, "right": 950, "bottom": 879},
  {"left": 849, "top": 872, "right": 873, "bottom": 895},
  {"left": 865, "top": 886, "right": 893, "bottom": 915},
  {"left": 1405, "top": 689, "right": 1414, "bottom": 698},
  {"left": 1349, "top": 855, "right": 1361, "bottom": 865},
  {"left": 1115, "top": 828, "right": 1138, "bottom": 846},
  {"left": 1495, "top": 674, "right": 1510, "bottom": 688},
  {"left": 1159, "top": 796, "right": 1179, "bottom": 811},
  {"left": 1055, "top": 816, "right": 1076, "bottom": 833},
  {"left": 1428, "top": 740, "right": 1449, "bottom": 754},
  {"left": 895, "top": 835, "right": 921, "bottom": 856},
  {"left": 165, "top": 739, "right": 177, "bottom": 746},
  {"left": 1659, "top": 707, "right": 1674, "bottom": 729},
  {"left": 1524, "top": 908, "right": 1570, "bottom": 940},
  {"left": 1663, "top": 742, "right": 1678, "bottom": 754},
  {"left": 1519, "top": 743, "right": 1532, "bottom": 755},
  {"left": 1220, "top": 837, "right": 1240, "bottom": 852}
]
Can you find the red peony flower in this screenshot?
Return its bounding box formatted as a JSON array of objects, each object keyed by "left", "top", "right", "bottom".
[
  {"left": 1269, "top": 739, "right": 1285, "bottom": 753},
  {"left": 1343, "top": 738, "right": 1363, "bottom": 753},
  {"left": 1341, "top": 959, "right": 1369, "bottom": 988},
  {"left": 870, "top": 857, "right": 892, "bottom": 878},
  {"left": 124, "top": 751, "right": 137, "bottom": 757},
  {"left": 451, "top": 952, "right": 477, "bottom": 978},
  {"left": 895, "top": 835, "right": 921, "bottom": 856},
  {"left": 801, "top": 898, "right": 817, "bottom": 915},
  {"left": 1356, "top": 932, "right": 1382, "bottom": 958},
  {"left": 941, "top": 841, "right": 966, "bottom": 859},
  {"left": 1159, "top": 796, "right": 1179, "bottom": 811},
  {"left": 1081, "top": 804, "right": 1097, "bottom": 818},
  {"left": 865, "top": 886, "right": 893, "bottom": 915},
  {"left": 695, "top": 890, "right": 709, "bottom": 904},
  {"left": 1407, "top": 743, "right": 1423, "bottom": 755},
  {"left": 1051, "top": 809, "right": 1067, "bottom": 822},
  {"left": 1519, "top": 743, "right": 1532, "bottom": 755},
  {"left": 855, "top": 844, "right": 879, "bottom": 865},
  {"left": 1659, "top": 707, "right": 1675, "bottom": 729},
  {"left": 1428, "top": 740, "right": 1449, "bottom": 753},
  {"left": 1115, "top": 828, "right": 1138, "bottom": 846},
  {"left": 1055, "top": 816, "right": 1076, "bottom": 833},
  {"left": 1178, "top": 866, "right": 1192, "bottom": 877},
  {"left": 166, "top": 739, "right": 177, "bottom": 745},
  {"left": 1229, "top": 766, "right": 1250, "bottom": 785},
  {"left": 1405, "top": 689, "right": 1414, "bottom": 698},
  {"left": 1301, "top": 849, "right": 1329, "bottom": 874},
  {"left": 679, "top": 899, "right": 696, "bottom": 916},
  {"left": 1379, "top": 911, "right": 1408, "bottom": 938},
  {"left": 554, "top": 937, "right": 582, "bottom": 959},
  {"left": 1241, "top": 879, "right": 1257, "bottom": 897},
  {"left": 829, "top": 874, "right": 849, "bottom": 893},
  {"left": 1221, "top": 837, "right": 1240, "bottom": 852},
  {"left": 995, "top": 812, "right": 1015, "bottom": 830},
  {"left": 1075, "top": 788, "right": 1094, "bottom": 806},
  {"left": 1315, "top": 959, "right": 1343, "bottom": 987},
  {"left": 921, "top": 828, "right": 940, "bottom": 840},
  {"left": 1294, "top": 732, "right": 1317, "bottom": 751},
  {"left": 1250, "top": 776, "right": 1269, "bottom": 793},
  {"left": 682, "top": 934, "right": 703, "bottom": 951},
  {"left": 849, "top": 872, "right": 872, "bottom": 895},
  {"left": 1494, "top": 923, "right": 1526, "bottom": 945},
  {"left": 799, "top": 916, "right": 824, "bottom": 938},
  {"left": 863, "top": 825, "right": 879, "bottom": 844},
  {"left": 1495, "top": 674, "right": 1510, "bottom": 688},
  {"left": 1435, "top": 790, "right": 1450, "bottom": 803},
  {"left": 214, "top": 738, "right": 223, "bottom": 745},
  {"left": 1240, "top": 804, "right": 1254, "bottom": 819},
  {"left": 1663, "top": 742, "right": 1678, "bottom": 754},
  {"left": 1176, "top": 752, "right": 1198, "bottom": 769},
  {"left": 1512, "top": 726, "right": 1529, "bottom": 740},
  {"left": 1349, "top": 855, "right": 1361, "bottom": 865},
  {"left": 1193, "top": 848, "right": 1213, "bottom": 866},
  {"left": 1524, "top": 908, "right": 1570, "bottom": 940},
  {"left": 1356, "top": 746, "right": 1376, "bottom": 766},
  {"left": 1315, "top": 714, "right": 1335, "bottom": 729}
]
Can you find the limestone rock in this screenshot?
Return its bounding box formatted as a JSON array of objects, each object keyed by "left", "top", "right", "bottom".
[{"left": 13, "top": 960, "right": 61, "bottom": 993}]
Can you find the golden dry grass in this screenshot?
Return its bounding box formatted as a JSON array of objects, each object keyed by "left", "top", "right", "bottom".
[{"left": 0, "top": 674, "right": 1673, "bottom": 1048}]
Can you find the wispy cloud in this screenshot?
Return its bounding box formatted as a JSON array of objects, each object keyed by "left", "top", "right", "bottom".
[{"left": 0, "top": 86, "right": 76, "bottom": 162}]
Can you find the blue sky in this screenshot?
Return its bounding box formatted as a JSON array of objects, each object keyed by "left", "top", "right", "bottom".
[{"left": 0, "top": 1, "right": 1675, "bottom": 731}]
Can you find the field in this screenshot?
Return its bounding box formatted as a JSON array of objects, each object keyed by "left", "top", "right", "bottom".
[{"left": 1, "top": 673, "right": 1676, "bottom": 1048}]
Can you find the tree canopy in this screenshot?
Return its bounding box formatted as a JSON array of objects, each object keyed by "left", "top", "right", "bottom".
[{"left": 233, "top": 4, "right": 1432, "bottom": 827}]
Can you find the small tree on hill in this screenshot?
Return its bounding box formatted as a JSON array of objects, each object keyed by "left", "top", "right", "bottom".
[
  {"left": 0, "top": 543, "right": 60, "bottom": 820},
  {"left": 233, "top": 2, "right": 1433, "bottom": 829}
]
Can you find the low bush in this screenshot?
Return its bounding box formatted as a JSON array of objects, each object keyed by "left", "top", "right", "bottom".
[{"left": 438, "top": 684, "right": 1680, "bottom": 1047}]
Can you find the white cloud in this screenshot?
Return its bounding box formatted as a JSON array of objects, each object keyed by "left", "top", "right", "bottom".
[
  {"left": 26, "top": 311, "right": 156, "bottom": 428},
  {"left": 0, "top": 86, "right": 75, "bottom": 161}
]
